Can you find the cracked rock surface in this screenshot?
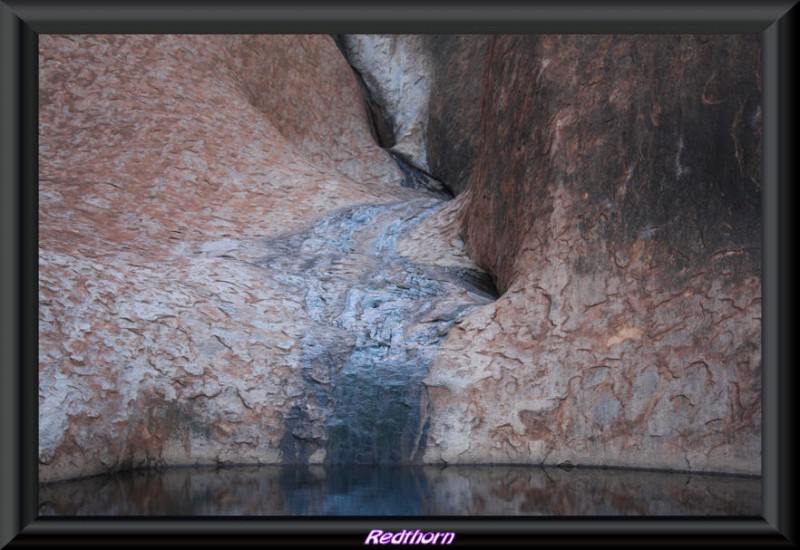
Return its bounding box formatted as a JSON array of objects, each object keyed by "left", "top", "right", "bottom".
[
  {"left": 40, "top": 33, "right": 762, "bottom": 481},
  {"left": 39, "top": 34, "right": 499, "bottom": 483},
  {"left": 337, "top": 35, "right": 433, "bottom": 172},
  {"left": 39, "top": 34, "right": 491, "bottom": 482},
  {"left": 341, "top": 34, "right": 761, "bottom": 474},
  {"left": 425, "top": 35, "right": 762, "bottom": 474}
]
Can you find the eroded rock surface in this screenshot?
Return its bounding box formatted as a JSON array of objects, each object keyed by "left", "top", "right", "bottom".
[
  {"left": 425, "top": 35, "right": 490, "bottom": 195},
  {"left": 337, "top": 35, "right": 433, "bottom": 173},
  {"left": 339, "top": 33, "right": 765, "bottom": 474},
  {"left": 40, "top": 33, "right": 762, "bottom": 481},
  {"left": 39, "top": 34, "right": 489, "bottom": 482},
  {"left": 252, "top": 197, "right": 493, "bottom": 465},
  {"left": 420, "top": 35, "right": 762, "bottom": 474},
  {"left": 338, "top": 35, "right": 488, "bottom": 196}
]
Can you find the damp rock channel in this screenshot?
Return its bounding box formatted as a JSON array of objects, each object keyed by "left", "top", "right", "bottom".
[{"left": 209, "top": 195, "right": 495, "bottom": 465}]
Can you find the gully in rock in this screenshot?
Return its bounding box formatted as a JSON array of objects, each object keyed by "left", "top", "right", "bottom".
[{"left": 262, "top": 198, "right": 495, "bottom": 464}]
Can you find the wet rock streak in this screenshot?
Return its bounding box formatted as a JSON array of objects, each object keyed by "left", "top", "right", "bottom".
[{"left": 267, "top": 198, "right": 494, "bottom": 464}]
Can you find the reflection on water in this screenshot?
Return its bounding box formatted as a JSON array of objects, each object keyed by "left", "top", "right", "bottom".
[{"left": 38, "top": 465, "right": 760, "bottom": 516}]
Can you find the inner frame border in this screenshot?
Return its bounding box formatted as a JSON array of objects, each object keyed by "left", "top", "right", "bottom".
[{"left": 1, "top": 1, "right": 795, "bottom": 546}]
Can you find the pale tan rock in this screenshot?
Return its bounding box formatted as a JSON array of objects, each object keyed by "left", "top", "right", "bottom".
[
  {"left": 38, "top": 34, "right": 418, "bottom": 483},
  {"left": 338, "top": 35, "right": 433, "bottom": 172}
]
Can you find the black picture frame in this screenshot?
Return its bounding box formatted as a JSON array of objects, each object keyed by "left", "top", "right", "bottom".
[{"left": 1, "top": 1, "right": 796, "bottom": 547}]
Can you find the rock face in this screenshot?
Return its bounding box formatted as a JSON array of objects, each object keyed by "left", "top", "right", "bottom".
[
  {"left": 336, "top": 35, "right": 433, "bottom": 173},
  {"left": 425, "top": 35, "right": 490, "bottom": 196},
  {"left": 338, "top": 35, "right": 489, "bottom": 196},
  {"left": 419, "top": 35, "right": 762, "bottom": 474},
  {"left": 39, "top": 34, "right": 491, "bottom": 482},
  {"left": 40, "top": 33, "right": 762, "bottom": 482}
]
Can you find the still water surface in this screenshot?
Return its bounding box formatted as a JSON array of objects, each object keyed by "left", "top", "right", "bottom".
[{"left": 39, "top": 464, "right": 759, "bottom": 516}]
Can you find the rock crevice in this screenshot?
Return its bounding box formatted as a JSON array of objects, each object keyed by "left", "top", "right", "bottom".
[
  {"left": 338, "top": 33, "right": 762, "bottom": 474},
  {"left": 39, "top": 33, "right": 762, "bottom": 482}
]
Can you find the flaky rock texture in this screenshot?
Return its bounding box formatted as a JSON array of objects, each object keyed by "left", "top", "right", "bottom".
[
  {"left": 40, "top": 33, "right": 762, "bottom": 482},
  {"left": 419, "top": 35, "right": 762, "bottom": 474},
  {"left": 39, "top": 35, "right": 493, "bottom": 483},
  {"left": 338, "top": 35, "right": 489, "bottom": 196},
  {"left": 39, "top": 34, "right": 388, "bottom": 482}
]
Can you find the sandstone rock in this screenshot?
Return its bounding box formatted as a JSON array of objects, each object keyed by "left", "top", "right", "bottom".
[
  {"left": 39, "top": 34, "right": 484, "bottom": 482},
  {"left": 337, "top": 35, "right": 433, "bottom": 173},
  {"left": 337, "top": 35, "right": 488, "bottom": 196},
  {"left": 425, "top": 35, "right": 490, "bottom": 195},
  {"left": 40, "top": 33, "right": 763, "bottom": 482},
  {"left": 420, "top": 35, "right": 762, "bottom": 474}
]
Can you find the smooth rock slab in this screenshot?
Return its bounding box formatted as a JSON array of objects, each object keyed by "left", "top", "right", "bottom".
[{"left": 338, "top": 35, "right": 433, "bottom": 172}]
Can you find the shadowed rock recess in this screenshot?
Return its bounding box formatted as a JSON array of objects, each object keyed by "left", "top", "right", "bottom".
[{"left": 40, "top": 34, "right": 761, "bottom": 483}]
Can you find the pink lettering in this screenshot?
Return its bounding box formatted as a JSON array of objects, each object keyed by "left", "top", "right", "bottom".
[{"left": 365, "top": 530, "right": 384, "bottom": 544}]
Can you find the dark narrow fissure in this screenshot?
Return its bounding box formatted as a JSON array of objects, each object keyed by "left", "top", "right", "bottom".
[
  {"left": 331, "top": 34, "right": 396, "bottom": 150},
  {"left": 389, "top": 153, "right": 453, "bottom": 198},
  {"left": 331, "top": 34, "right": 452, "bottom": 200}
]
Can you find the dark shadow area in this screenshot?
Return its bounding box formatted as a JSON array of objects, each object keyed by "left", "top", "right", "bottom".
[
  {"left": 390, "top": 152, "right": 452, "bottom": 198},
  {"left": 330, "top": 33, "right": 396, "bottom": 150},
  {"left": 444, "top": 266, "right": 501, "bottom": 300}
]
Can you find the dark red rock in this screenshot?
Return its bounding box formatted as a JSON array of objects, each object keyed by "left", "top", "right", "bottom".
[
  {"left": 461, "top": 35, "right": 761, "bottom": 292},
  {"left": 423, "top": 35, "right": 762, "bottom": 474},
  {"left": 425, "top": 35, "right": 490, "bottom": 195}
]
